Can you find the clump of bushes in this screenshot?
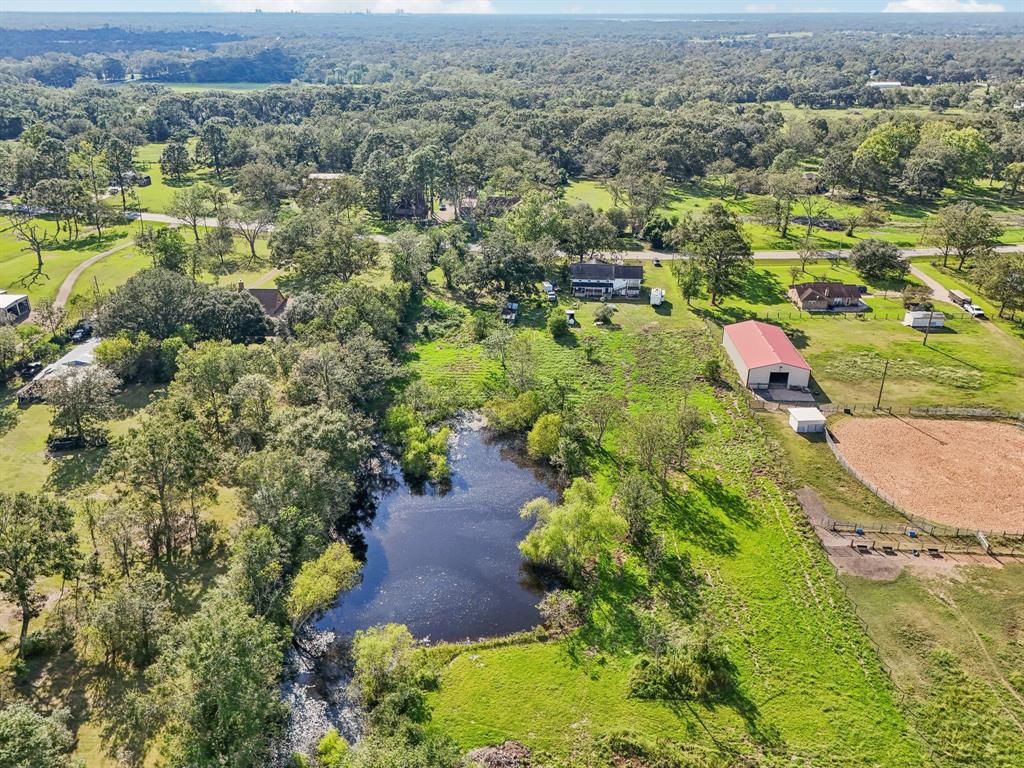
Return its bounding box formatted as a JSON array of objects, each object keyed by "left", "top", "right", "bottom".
[
  {"left": 548, "top": 312, "right": 570, "bottom": 338},
  {"left": 527, "top": 413, "right": 562, "bottom": 459},
  {"left": 383, "top": 404, "right": 450, "bottom": 486},
  {"left": 483, "top": 390, "right": 546, "bottom": 433},
  {"left": 628, "top": 623, "right": 733, "bottom": 702}
]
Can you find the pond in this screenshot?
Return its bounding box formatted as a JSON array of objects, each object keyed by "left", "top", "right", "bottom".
[
  {"left": 317, "top": 422, "right": 558, "bottom": 642},
  {"left": 278, "top": 422, "right": 558, "bottom": 759}
]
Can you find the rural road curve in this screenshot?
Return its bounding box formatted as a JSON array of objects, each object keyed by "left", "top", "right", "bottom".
[
  {"left": 53, "top": 240, "right": 135, "bottom": 308},
  {"left": 908, "top": 264, "right": 957, "bottom": 308}
]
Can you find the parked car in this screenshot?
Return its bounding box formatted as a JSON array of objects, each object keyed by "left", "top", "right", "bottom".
[
  {"left": 18, "top": 361, "right": 43, "bottom": 379},
  {"left": 69, "top": 320, "right": 93, "bottom": 343},
  {"left": 964, "top": 304, "right": 986, "bottom": 318},
  {"left": 47, "top": 435, "right": 87, "bottom": 453},
  {"left": 653, "top": 258, "right": 662, "bottom": 267}
]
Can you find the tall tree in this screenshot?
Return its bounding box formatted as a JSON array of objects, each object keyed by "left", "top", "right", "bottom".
[
  {"left": 160, "top": 142, "right": 192, "bottom": 183},
  {"left": 669, "top": 203, "right": 752, "bottom": 306},
  {"left": 0, "top": 492, "right": 78, "bottom": 656},
  {"left": 197, "top": 120, "right": 230, "bottom": 178},
  {"left": 923, "top": 202, "right": 1003, "bottom": 270},
  {"left": 147, "top": 591, "right": 285, "bottom": 767},
  {"left": 43, "top": 366, "right": 121, "bottom": 445}
]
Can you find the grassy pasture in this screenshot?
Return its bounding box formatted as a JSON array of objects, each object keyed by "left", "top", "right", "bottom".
[
  {"left": 845, "top": 565, "right": 1024, "bottom": 768},
  {"left": 564, "top": 178, "right": 1024, "bottom": 252},
  {"left": 131, "top": 140, "right": 227, "bottom": 215},
  {"left": 417, "top": 274, "right": 923, "bottom": 764}
]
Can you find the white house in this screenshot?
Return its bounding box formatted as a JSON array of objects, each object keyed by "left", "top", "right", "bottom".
[
  {"left": 569, "top": 262, "right": 643, "bottom": 298},
  {"left": 722, "top": 319, "right": 811, "bottom": 390}
]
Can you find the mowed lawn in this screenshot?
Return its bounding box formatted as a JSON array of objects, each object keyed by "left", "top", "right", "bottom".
[
  {"left": 421, "top": 275, "right": 923, "bottom": 765},
  {"left": 673, "top": 259, "right": 1024, "bottom": 411},
  {"left": 565, "top": 179, "right": 1024, "bottom": 252},
  {"left": 64, "top": 231, "right": 278, "bottom": 314},
  {"left": 0, "top": 219, "right": 137, "bottom": 303},
  {"left": 132, "top": 140, "right": 228, "bottom": 215}
]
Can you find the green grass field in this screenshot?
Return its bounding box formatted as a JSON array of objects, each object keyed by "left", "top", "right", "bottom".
[
  {"left": 416, "top": 274, "right": 924, "bottom": 765},
  {"left": 0, "top": 220, "right": 137, "bottom": 303},
  {"left": 132, "top": 140, "right": 227, "bottom": 215},
  {"left": 565, "top": 179, "right": 1024, "bottom": 252},
  {"left": 845, "top": 565, "right": 1024, "bottom": 767},
  {"left": 64, "top": 231, "right": 277, "bottom": 314}
]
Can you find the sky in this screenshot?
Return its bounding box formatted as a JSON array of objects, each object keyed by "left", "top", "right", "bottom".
[{"left": 1, "top": 0, "right": 1015, "bottom": 13}]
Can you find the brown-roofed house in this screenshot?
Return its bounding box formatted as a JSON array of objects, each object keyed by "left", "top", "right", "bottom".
[
  {"left": 239, "top": 282, "right": 288, "bottom": 317},
  {"left": 788, "top": 282, "right": 863, "bottom": 312}
]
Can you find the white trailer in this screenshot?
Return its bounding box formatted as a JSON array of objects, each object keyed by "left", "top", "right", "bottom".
[
  {"left": 903, "top": 310, "right": 946, "bottom": 329},
  {"left": 650, "top": 288, "right": 665, "bottom": 306}
]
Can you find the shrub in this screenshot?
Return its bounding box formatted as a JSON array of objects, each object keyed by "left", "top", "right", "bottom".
[
  {"left": 527, "top": 413, "right": 562, "bottom": 459},
  {"left": 594, "top": 304, "right": 616, "bottom": 324},
  {"left": 547, "top": 312, "right": 570, "bottom": 338},
  {"left": 702, "top": 357, "right": 722, "bottom": 382},
  {"left": 628, "top": 625, "right": 733, "bottom": 702},
  {"left": 484, "top": 390, "right": 546, "bottom": 433}
]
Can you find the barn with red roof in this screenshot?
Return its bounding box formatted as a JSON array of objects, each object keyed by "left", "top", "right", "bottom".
[{"left": 722, "top": 319, "right": 811, "bottom": 390}]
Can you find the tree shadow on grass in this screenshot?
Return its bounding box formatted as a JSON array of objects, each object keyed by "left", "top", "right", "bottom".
[
  {"left": 688, "top": 474, "right": 758, "bottom": 531},
  {"left": 51, "top": 230, "right": 125, "bottom": 253},
  {"left": 742, "top": 269, "right": 787, "bottom": 305},
  {"left": 153, "top": 552, "right": 227, "bottom": 616},
  {"left": 46, "top": 446, "right": 109, "bottom": 492},
  {"left": 662, "top": 478, "right": 739, "bottom": 557}
]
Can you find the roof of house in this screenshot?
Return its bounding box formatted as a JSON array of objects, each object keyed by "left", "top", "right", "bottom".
[
  {"left": 792, "top": 282, "right": 862, "bottom": 302},
  {"left": 33, "top": 337, "right": 101, "bottom": 383},
  {"left": 723, "top": 320, "right": 810, "bottom": 371},
  {"left": 247, "top": 287, "right": 288, "bottom": 316},
  {"left": 570, "top": 262, "right": 644, "bottom": 281}
]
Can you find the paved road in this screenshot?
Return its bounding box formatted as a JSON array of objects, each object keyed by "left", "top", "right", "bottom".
[
  {"left": 908, "top": 264, "right": 957, "bottom": 308},
  {"left": 53, "top": 240, "right": 135, "bottom": 308}
]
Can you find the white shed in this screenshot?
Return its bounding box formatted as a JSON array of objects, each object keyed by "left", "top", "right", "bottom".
[
  {"left": 788, "top": 407, "right": 826, "bottom": 433},
  {"left": 650, "top": 288, "right": 665, "bottom": 306},
  {"left": 722, "top": 320, "right": 812, "bottom": 390},
  {"left": 903, "top": 311, "right": 945, "bottom": 329}
]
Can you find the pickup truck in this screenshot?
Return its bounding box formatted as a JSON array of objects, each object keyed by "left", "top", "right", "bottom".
[{"left": 964, "top": 304, "right": 986, "bottom": 318}]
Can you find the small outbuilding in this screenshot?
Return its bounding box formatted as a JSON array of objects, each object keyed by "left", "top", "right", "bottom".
[
  {"left": 788, "top": 407, "right": 826, "bottom": 434},
  {"left": 0, "top": 290, "right": 30, "bottom": 322},
  {"left": 722, "top": 319, "right": 811, "bottom": 391},
  {"left": 650, "top": 288, "right": 665, "bottom": 306},
  {"left": 903, "top": 310, "right": 945, "bottom": 329}
]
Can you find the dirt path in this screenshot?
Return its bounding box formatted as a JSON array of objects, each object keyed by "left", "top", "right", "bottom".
[
  {"left": 53, "top": 240, "right": 135, "bottom": 308},
  {"left": 908, "top": 264, "right": 957, "bottom": 307}
]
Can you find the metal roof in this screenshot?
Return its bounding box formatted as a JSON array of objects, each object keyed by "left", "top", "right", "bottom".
[
  {"left": 724, "top": 320, "right": 810, "bottom": 371},
  {"left": 569, "top": 262, "right": 643, "bottom": 281}
]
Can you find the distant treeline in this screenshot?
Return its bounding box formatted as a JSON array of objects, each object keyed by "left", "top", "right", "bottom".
[{"left": 0, "top": 26, "right": 242, "bottom": 59}]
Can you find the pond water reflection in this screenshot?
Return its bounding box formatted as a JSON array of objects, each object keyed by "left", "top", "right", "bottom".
[{"left": 317, "top": 424, "right": 559, "bottom": 642}]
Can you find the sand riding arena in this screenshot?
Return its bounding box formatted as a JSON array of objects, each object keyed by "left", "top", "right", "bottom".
[{"left": 829, "top": 416, "right": 1024, "bottom": 532}]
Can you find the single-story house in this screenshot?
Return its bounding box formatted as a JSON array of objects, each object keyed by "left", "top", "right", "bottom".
[
  {"left": 569, "top": 262, "right": 643, "bottom": 298},
  {"left": 788, "top": 282, "right": 862, "bottom": 312},
  {"left": 17, "top": 337, "right": 101, "bottom": 404},
  {"left": 722, "top": 319, "right": 811, "bottom": 390},
  {"left": 903, "top": 310, "right": 945, "bottom": 329},
  {"left": 0, "top": 290, "right": 30, "bottom": 322},
  {"left": 238, "top": 282, "right": 288, "bottom": 317},
  {"left": 788, "top": 406, "right": 826, "bottom": 434},
  {"left": 866, "top": 81, "right": 901, "bottom": 90}
]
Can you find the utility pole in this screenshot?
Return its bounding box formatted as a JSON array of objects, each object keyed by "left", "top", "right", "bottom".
[
  {"left": 922, "top": 308, "right": 935, "bottom": 346},
  {"left": 875, "top": 359, "right": 889, "bottom": 410}
]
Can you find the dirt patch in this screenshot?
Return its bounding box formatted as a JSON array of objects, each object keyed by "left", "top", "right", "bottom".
[{"left": 831, "top": 417, "right": 1024, "bottom": 532}]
